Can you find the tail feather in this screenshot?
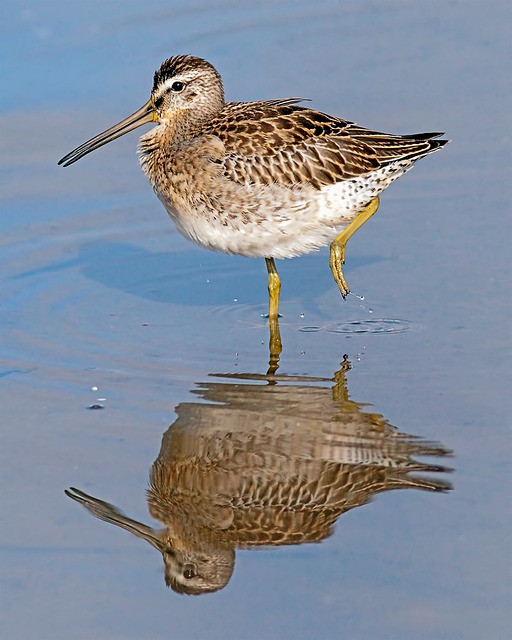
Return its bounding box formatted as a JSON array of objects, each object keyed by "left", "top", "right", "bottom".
[
  {"left": 349, "top": 124, "right": 449, "bottom": 165},
  {"left": 400, "top": 131, "right": 446, "bottom": 140}
]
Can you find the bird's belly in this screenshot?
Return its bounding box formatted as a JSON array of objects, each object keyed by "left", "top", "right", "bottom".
[{"left": 155, "top": 167, "right": 404, "bottom": 259}]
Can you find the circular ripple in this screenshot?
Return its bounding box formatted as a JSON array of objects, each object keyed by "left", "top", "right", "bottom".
[
  {"left": 299, "top": 319, "right": 417, "bottom": 334},
  {"left": 2, "top": 208, "right": 270, "bottom": 390},
  {"left": 299, "top": 326, "right": 323, "bottom": 333}
]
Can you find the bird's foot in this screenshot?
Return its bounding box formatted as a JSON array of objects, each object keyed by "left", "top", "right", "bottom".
[{"left": 329, "top": 242, "right": 350, "bottom": 299}]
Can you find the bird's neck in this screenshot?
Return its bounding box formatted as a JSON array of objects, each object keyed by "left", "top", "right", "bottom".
[{"left": 137, "top": 113, "right": 189, "bottom": 181}]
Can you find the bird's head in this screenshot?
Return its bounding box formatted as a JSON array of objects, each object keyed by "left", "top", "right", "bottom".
[{"left": 58, "top": 55, "right": 224, "bottom": 167}]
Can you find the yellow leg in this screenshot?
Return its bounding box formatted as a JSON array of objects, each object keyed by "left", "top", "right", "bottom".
[
  {"left": 267, "top": 315, "right": 282, "bottom": 377},
  {"left": 265, "top": 257, "right": 282, "bottom": 376},
  {"left": 265, "top": 257, "right": 281, "bottom": 319},
  {"left": 329, "top": 196, "right": 380, "bottom": 298},
  {"left": 332, "top": 355, "right": 352, "bottom": 404}
]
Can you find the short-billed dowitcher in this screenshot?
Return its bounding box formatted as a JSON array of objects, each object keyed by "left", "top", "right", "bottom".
[{"left": 59, "top": 55, "right": 448, "bottom": 317}]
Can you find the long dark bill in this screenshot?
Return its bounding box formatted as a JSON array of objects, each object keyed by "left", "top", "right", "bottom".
[
  {"left": 65, "top": 486, "right": 165, "bottom": 552},
  {"left": 58, "top": 99, "right": 156, "bottom": 167}
]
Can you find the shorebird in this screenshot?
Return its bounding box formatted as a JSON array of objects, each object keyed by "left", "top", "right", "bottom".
[
  {"left": 66, "top": 359, "right": 452, "bottom": 595},
  {"left": 59, "top": 55, "right": 448, "bottom": 318}
]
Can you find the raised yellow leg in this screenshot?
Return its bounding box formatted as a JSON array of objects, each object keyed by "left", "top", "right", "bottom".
[
  {"left": 265, "top": 257, "right": 281, "bottom": 319},
  {"left": 329, "top": 196, "right": 380, "bottom": 298}
]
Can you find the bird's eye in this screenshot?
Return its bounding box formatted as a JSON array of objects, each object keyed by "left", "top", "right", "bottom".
[
  {"left": 171, "top": 81, "right": 185, "bottom": 92},
  {"left": 183, "top": 563, "right": 197, "bottom": 580}
]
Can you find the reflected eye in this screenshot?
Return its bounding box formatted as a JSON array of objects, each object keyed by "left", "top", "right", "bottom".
[
  {"left": 183, "top": 563, "right": 197, "bottom": 580},
  {"left": 171, "top": 81, "right": 185, "bottom": 92}
]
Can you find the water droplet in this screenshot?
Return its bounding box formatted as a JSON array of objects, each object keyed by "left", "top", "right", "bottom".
[
  {"left": 206, "top": 278, "right": 210, "bottom": 283},
  {"left": 300, "top": 312, "right": 305, "bottom": 319},
  {"left": 368, "top": 308, "right": 373, "bottom": 314},
  {"left": 233, "top": 298, "right": 238, "bottom": 302},
  {"left": 91, "top": 386, "right": 98, "bottom": 391},
  {"left": 301, "top": 350, "right": 306, "bottom": 355}
]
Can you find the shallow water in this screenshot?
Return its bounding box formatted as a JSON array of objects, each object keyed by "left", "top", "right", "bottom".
[{"left": 1, "top": 1, "right": 511, "bottom": 638}]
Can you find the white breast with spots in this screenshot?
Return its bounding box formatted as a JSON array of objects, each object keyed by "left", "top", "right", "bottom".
[{"left": 155, "top": 161, "right": 413, "bottom": 260}]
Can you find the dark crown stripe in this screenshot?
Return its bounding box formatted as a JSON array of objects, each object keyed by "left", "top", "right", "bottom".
[{"left": 153, "top": 55, "right": 218, "bottom": 92}]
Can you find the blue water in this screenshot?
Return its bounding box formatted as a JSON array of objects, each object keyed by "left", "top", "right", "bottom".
[{"left": 1, "top": 1, "right": 510, "bottom": 639}]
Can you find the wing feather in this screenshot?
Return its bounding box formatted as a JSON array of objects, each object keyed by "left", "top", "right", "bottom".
[{"left": 203, "top": 101, "right": 447, "bottom": 189}]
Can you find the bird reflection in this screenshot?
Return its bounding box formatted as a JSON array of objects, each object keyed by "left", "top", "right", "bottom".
[{"left": 66, "top": 356, "right": 452, "bottom": 595}]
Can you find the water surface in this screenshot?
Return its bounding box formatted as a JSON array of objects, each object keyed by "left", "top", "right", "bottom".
[{"left": 1, "top": 1, "right": 510, "bottom": 639}]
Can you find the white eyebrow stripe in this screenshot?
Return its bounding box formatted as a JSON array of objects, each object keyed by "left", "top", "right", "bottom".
[{"left": 155, "top": 72, "right": 200, "bottom": 96}]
